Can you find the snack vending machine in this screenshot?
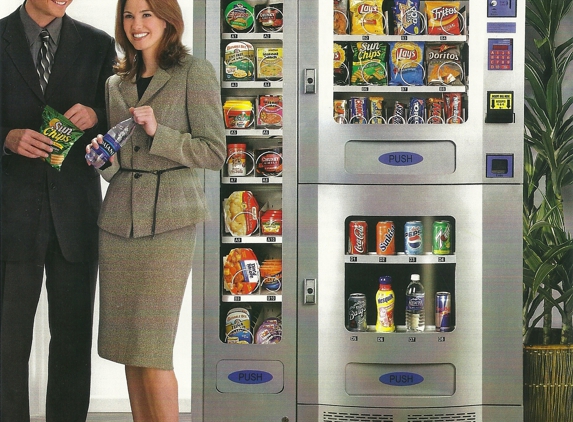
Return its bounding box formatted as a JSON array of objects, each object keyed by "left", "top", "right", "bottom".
[
  {"left": 193, "top": 1, "right": 297, "bottom": 421},
  {"left": 297, "top": 0, "right": 523, "bottom": 421},
  {"left": 193, "top": 0, "right": 524, "bottom": 421}
]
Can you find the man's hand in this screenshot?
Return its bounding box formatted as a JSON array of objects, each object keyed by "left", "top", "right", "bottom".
[
  {"left": 64, "top": 103, "right": 98, "bottom": 131},
  {"left": 4, "top": 129, "right": 52, "bottom": 158}
]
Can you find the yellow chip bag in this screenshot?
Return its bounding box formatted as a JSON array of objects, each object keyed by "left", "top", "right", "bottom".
[
  {"left": 40, "top": 105, "right": 84, "bottom": 171},
  {"left": 350, "top": 0, "right": 385, "bottom": 35}
]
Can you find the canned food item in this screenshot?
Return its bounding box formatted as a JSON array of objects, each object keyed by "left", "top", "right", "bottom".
[
  {"left": 226, "top": 307, "right": 253, "bottom": 343},
  {"left": 255, "top": 147, "right": 282, "bottom": 177},
  {"left": 405, "top": 221, "right": 424, "bottom": 254},
  {"left": 435, "top": 292, "right": 452, "bottom": 332},
  {"left": 348, "top": 221, "right": 368, "bottom": 254},
  {"left": 433, "top": 220, "right": 452, "bottom": 255},
  {"left": 255, "top": 2, "right": 283, "bottom": 33},
  {"left": 348, "top": 293, "right": 367, "bottom": 331},
  {"left": 227, "top": 143, "right": 247, "bottom": 177},
  {"left": 376, "top": 221, "right": 396, "bottom": 255}
]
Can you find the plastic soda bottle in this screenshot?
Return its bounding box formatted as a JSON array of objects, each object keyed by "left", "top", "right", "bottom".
[
  {"left": 85, "top": 117, "right": 136, "bottom": 168},
  {"left": 406, "top": 274, "right": 425, "bottom": 332},
  {"left": 375, "top": 276, "right": 395, "bottom": 332}
]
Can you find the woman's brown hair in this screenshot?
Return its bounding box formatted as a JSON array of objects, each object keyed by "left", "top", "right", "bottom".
[{"left": 114, "top": 0, "right": 189, "bottom": 80}]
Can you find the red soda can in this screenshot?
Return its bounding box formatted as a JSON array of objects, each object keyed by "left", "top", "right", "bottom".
[
  {"left": 348, "top": 221, "right": 368, "bottom": 254},
  {"left": 376, "top": 221, "right": 396, "bottom": 255}
]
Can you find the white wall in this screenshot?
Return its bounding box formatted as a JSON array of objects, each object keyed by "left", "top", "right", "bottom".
[{"left": 0, "top": 0, "right": 194, "bottom": 415}]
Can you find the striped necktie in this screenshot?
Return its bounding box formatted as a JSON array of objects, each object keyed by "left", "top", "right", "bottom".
[{"left": 37, "top": 29, "right": 53, "bottom": 94}]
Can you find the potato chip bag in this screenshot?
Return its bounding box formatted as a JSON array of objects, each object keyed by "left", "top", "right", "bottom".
[
  {"left": 350, "top": 41, "right": 387, "bottom": 86},
  {"left": 426, "top": 43, "right": 464, "bottom": 86},
  {"left": 388, "top": 41, "right": 424, "bottom": 86},
  {"left": 334, "top": 0, "right": 349, "bottom": 34},
  {"left": 40, "top": 105, "right": 84, "bottom": 171},
  {"left": 393, "top": 0, "right": 422, "bottom": 35},
  {"left": 425, "top": 1, "right": 461, "bottom": 35},
  {"left": 350, "top": 0, "right": 385, "bottom": 35}
]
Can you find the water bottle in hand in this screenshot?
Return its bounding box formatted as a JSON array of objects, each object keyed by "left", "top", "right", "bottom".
[{"left": 85, "top": 118, "right": 136, "bottom": 168}]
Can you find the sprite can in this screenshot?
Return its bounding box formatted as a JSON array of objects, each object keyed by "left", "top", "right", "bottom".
[{"left": 432, "top": 221, "right": 451, "bottom": 255}]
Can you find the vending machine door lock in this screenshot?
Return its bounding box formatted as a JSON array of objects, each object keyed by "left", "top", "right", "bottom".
[{"left": 304, "top": 278, "right": 317, "bottom": 304}]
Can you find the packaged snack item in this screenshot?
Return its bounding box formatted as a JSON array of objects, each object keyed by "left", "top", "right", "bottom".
[
  {"left": 389, "top": 101, "right": 406, "bottom": 124},
  {"left": 388, "top": 41, "right": 424, "bottom": 86},
  {"left": 350, "top": 41, "right": 387, "bottom": 86},
  {"left": 223, "top": 190, "right": 260, "bottom": 236},
  {"left": 334, "top": 42, "right": 350, "bottom": 86},
  {"left": 349, "top": 0, "right": 385, "bottom": 35},
  {"left": 255, "top": 2, "right": 283, "bottom": 32},
  {"left": 425, "top": 1, "right": 461, "bottom": 35},
  {"left": 40, "top": 105, "right": 84, "bottom": 171},
  {"left": 224, "top": 41, "right": 255, "bottom": 81},
  {"left": 255, "top": 317, "right": 282, "bottom": 344},
  {"left": 393, "top": 0, "right": 422, "bottom": 35},
  {"left": 260, "top": 258, "right": 282, "bottom": 291},
  {"left": 444, "top": 92, "right": 463, "bottom": 123},
  {"left": 349, "top": 97, "right": 369, "bottom": 124},
  {"left": 426, "top": 97, "right": 444, "bottom": 124},
  {"left": 256, "top": 47, "right": 283, "bottom": 80},
  {"left": 426, "top": 43, "right": 464, "bottom": 86},
  {"left": 334, "top": 99, "right": 348, "bottom": 123},
  {"left": 369, "top": 97, "right": 385, "bottom": 124},
  {"left": 334, "top": 0, "right": 349, "bottom": 34},
  {"left": 223, "top": 248, "right": 260, "bottom": 295},
  {"left": 224, "top": 1, "right": 255, "bottom": 33},
  {"left": 408, "top": 97, "right": 425, "bottom": 124},
  {"left": 257, "top": 95, "right": 283, "bottom": 128}
]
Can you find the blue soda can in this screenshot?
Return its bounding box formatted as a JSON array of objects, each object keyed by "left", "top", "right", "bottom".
[
  {"left": 404, "top": 221, "right": 423, "bottom": 254},
  {"left": 436, "top": 292, "right": 452, "bottom": 332}
]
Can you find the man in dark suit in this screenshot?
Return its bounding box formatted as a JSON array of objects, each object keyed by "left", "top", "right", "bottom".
[{"left": 0, "top": 0, "right": 115, "bottom": 420}]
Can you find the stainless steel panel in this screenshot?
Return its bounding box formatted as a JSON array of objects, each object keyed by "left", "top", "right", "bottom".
[
  {"left": 298, "top": 183, "right": 522, "bottom": 411},
  {"left": 345, "top": 140, "right": 456, "bottom": 175}
]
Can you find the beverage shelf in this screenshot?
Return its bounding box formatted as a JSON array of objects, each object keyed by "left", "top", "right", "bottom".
[{"left": 345, "top": 253, "right": 456, "bottom": 264}]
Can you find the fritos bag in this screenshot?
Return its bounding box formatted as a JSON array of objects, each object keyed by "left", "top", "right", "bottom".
[
  {"left": 425, "top": 1, "right": 461, "bottom": 35},
  {"left": 40, "top": 106, "right": 84, "bottom": 171}
]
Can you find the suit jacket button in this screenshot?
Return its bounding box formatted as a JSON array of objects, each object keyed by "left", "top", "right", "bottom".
[
  {"left": 134, "top": 173, "right": 142, "bottom": 179},
  {"left": 134, "top": 146, "right": 140, "bottom": 152}
]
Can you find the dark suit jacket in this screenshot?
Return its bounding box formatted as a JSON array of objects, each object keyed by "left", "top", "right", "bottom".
[{"left": 0, "top": 9, "right": 116, "bottom": 262}]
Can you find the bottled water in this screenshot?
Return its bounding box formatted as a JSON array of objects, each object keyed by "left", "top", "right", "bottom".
[
  {"left": 405, "top": 274, "right": 425, "bottom": 332},
  {"left": 85, "top": 118, "right": 135, "bottom": 168}
]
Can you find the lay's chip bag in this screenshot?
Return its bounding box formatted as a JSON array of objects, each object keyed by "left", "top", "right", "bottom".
[{"left": 40, "top": 105, "right": 84, "bottom": 171}]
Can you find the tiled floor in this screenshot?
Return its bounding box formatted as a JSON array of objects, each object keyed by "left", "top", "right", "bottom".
[{"left": 31, "top": 414, "right": 192, "bottom": 421}]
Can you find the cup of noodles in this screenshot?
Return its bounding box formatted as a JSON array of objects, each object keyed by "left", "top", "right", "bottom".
[
  {"left": 223, "top": 100, "right": 254, "bottom": 129},
  {"left": 223, "top": 248, "right": 260, "bottom": 295},
  {"left": 226, "top": 307, "right": 253, "bottom": 344},
  {"left": 255, "top": 147, "right": 282, "bottom": 177},
  {"left": 223, "top": 190, "right": 260, "bottom": 236}
]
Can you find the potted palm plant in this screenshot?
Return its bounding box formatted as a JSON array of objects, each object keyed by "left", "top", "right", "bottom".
[{"left": 522, "top": 0, "right": 573, "bottom": 420}]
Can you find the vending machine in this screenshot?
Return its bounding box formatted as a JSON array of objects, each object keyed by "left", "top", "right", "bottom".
[{"left": 193, "top": 1, "right": 524, "bottom": 421}]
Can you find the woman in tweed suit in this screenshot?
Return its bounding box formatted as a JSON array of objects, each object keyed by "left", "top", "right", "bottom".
[{"left": 87, "top": 0, "right": 225, "bottom": 420}]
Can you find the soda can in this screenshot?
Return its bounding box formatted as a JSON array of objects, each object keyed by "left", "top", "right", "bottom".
[
  {"left": 433, "top": 220, "right": 452, "bottom": 255},
  {"left": 404, "top": 221, "right": 424, "bottom": 255},
  {"left": 376, "top": 221, "right": 396, "bottom": 255},
  {"left": 348, "top": 221, "right": 368, "bottom": 254},
  {"left": 348, "top": 293, "right": 367, "bottom": 331},
  {"left": 435, "top": 292, "right": 452, "bottom": 332}
]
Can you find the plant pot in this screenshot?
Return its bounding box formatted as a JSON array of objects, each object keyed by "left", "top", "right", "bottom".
[{"left": 524, "top": 332, "right": 573, "bottom": 422}]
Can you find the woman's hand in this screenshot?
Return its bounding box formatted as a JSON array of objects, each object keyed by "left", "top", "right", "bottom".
[
  {"left": 85, "top": 134, "right": 114, "bottom": 165},
  {"left": 130, "top": 106, "right": 157, "bottom": 137}
]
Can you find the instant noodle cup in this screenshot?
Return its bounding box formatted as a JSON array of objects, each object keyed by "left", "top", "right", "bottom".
[
  {"left": 40, "top": 105, "right": 84, "bottom": 171},
  {"left": 223, "top": 100, "right": 254, "bottom": 129},
  {"left": 223, "top": 190, "right": 260, "bottom": 236},
  {"left": 223, "top": 248, "right": 260, "bottom": 295}
]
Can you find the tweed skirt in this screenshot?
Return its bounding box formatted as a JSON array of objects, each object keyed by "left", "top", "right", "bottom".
[{"left": 97, "top": 225, "right": 196, "bottom": 370}]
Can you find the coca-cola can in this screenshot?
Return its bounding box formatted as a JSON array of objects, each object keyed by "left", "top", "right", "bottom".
[{"left": 348, "top": 221, "right": 368, "bottom": 254}]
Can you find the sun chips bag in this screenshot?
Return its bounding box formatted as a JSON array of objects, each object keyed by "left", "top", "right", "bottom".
[{"left": 40, "top": 105, "right": 84, "bottom": 171}]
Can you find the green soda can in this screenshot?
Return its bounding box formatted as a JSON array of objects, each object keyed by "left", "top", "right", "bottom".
[{"left": 432, "top": 221, "right": 451, "bottom": 255}]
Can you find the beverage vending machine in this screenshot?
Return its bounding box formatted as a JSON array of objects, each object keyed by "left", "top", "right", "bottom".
[{"left": 193, "top": 1, "right": 524, "bottom": 421}]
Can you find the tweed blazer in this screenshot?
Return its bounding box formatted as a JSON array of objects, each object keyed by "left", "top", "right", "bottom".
[{"left": 98, "top": 54, "right": 226, "bottom": 238}]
